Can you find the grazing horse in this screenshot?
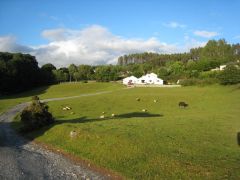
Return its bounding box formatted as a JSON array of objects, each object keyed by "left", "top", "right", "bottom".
[
  {"left": 179, "top": 101, "right": 188, "bottom": 108},
  {"left": 237, "top": 132, "right": 240, "bottom": 146}
]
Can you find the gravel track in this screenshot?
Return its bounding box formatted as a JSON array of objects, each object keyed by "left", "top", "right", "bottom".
[{"left": 0, "top": 91, "right": 115, "bottom": 180}]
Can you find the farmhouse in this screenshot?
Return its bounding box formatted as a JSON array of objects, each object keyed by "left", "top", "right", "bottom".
[
  {"left": 123, "top": 73, "right": 164, "bottom": 85},
  {"left": 123, "top": 76, "right": 138, "bottom": 85},
  {"left": 137, "top": 73, "right": 163, "bottom": 85}
]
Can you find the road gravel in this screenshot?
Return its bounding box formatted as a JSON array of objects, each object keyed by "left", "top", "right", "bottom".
[{"left": 0, "top": 91, "right": 115, "bottom": 180}]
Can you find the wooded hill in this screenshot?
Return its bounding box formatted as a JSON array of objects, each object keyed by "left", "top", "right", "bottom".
[{"left": 118, "top": 39, "right": 240, "bottom": 66}]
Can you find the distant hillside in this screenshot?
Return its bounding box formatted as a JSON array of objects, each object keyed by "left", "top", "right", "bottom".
[
  {"left": 117, "top": 52, "right": 194, "bottom": 66},
  {"left": 118, "top": 39, "right": 240, "bottom": 66}
]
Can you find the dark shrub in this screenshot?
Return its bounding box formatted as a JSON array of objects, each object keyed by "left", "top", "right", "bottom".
[
  {"left": 179, "top": 78, "right": 199, "bottom": 86},
  {"left": 82, "top": 80, "right": 88, "bottom": 83},
  {"left": 218, "top": 65, "right": 240, "bottom": 85},
  {"left": 20, "top": 96, "right": 54, "bottom": 132}
]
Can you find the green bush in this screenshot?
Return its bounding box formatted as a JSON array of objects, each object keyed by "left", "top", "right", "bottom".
[
  {"left": 180, "top": 78, "right": 218, "bottom": 86},
  {"left": 20, "top": 96, "right": 54, "bottom": 132},
  {"left": 199, "top": 71, "right": 220, "bottom": 79},
  {"left": 218, "top": 65, "right": 240, "bottom": 85},
  {"left": 179, "top": 78, "right": 199, "bottom": 86},
  {"left": 198, "top": 78, "right": 219, "bottom": 86},
  {"left": 186, "top": 70, "right": 200, "bottom": 78}
]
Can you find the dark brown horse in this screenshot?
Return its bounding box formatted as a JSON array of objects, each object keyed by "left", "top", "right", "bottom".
[{"left": 179, "top": 101, "right": 188, "bottom": 108}]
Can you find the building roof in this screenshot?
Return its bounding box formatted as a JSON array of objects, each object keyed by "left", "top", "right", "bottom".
[{"left": 123, "top": 76, "right": 138, "bottom": 80}]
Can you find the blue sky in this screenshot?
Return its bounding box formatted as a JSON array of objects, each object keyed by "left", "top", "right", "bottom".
[{"left": 0, "top": 0, "right": 239, "bottom": 66}]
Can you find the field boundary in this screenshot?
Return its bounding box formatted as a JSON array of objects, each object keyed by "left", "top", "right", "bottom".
[{"left": 128, "top": 84, "right": 181, "bottom": 88}]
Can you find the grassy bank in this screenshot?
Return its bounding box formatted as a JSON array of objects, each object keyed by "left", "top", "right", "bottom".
[
  {"left": 13, "top": 85, "right": 240, "bottom": 179},
  {"left": 0, "top": 82, "right": 123, "bottom": 114}
]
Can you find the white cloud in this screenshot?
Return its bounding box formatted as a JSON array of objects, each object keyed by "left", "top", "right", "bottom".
[
  {"left": 35, "top": 25, "right": 179, "bottom": 66},
  {"left": 41, "top": 28, "right": 69, "bottom": 41},
  {"left": 234, "top": 35, "right": 240, "bottom": 39},
  {"left": 0, "top": 25, "right": 206, "bottom": 67},
  {"left": 193, "top": 30, "right": 219, "bottom": 38},
  {"left": 0, "top": 36, "right": 16, "bottom": 51},
  {"left": 0, "top": 35, "right": 33, "bottom": 52},
  {"left": 184, "top": 38, "right": 206, "bottom": 50},
  {"left": 163, "top": 21, "right": 186, "bottom": 28},
  {"left": 182, "top": 34, "right": 206, "bottom": 49}
]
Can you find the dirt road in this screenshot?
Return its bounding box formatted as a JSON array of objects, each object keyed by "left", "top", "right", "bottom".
[{"left": 0, "top": 91, "right": 115, "bottom": 179}]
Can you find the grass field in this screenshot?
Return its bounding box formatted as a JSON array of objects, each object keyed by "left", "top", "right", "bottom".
[
  {"left": 13, "top": 84, "right": 240, "bottom": 179},
  {"left": 0, "top": 82, "right": 122, "bottom": 114}
]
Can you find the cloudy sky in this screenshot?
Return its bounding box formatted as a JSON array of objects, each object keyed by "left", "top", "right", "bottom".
[{"left": 0, "top": 0, "right": 239, "bottom": 67}]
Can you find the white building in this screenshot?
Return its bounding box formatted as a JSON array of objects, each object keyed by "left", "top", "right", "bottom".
[
  {"left": 211, "top": 64, "right": 226, "bottom": 71},
  {"left": 123, "top": 73, "right": 163, "bottom": 85},
  {"left": 123, "top": 76, "right": 138, "bottom": 85},
  {"left": 220, "top": 65, "right": 227, "bottom": 71},
  {"left": 211, "top": 67, "right": 220, "bottom": 71}
]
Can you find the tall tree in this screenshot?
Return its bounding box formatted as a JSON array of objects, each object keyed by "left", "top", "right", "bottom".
[
  {"left": 68, "top": 64, "right": 78, "bottom": 82},
  {"left": 40, "top": 63, "right": 56, "bottom": 84},
  {"left": 0, "top": 52, "right": 41, "bottom": 94}
]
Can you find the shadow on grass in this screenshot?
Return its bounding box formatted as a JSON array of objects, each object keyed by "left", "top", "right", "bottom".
[
  {"left": 55, "top": 112, "right": 163, "bottom": 125},
  {"left": 0, "top": 112, "right": 163, "bottom": 147},
  {"left": 0, "top": 85, "right": 50, "bottom": 100}
]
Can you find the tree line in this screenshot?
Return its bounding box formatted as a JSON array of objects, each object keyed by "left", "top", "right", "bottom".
[
  {"left": 118, "top": 39, "right": 240, "bottom": 66},
  {"left": 0, "top": 53, "right": 122, "bottom": 94},
  {"left": 0, "top": 39, "right": 240, "bottom": 94}
]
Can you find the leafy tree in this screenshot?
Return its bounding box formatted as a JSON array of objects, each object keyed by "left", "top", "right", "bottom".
[
  {"left": 190, "top": 47, "right": 202, "bottom": 60},
  {"left": 40, "top": 63, "right": 56, "bottom": 84},
  {"left": 53, "top": 69, "right": 69, "bottom": 83},
  {"left": 127, "top": 64, "right": 144, "bottom": 78},
  {"left": 157, "top": 67, "right": 169, "bottom": 79},
  {"left": 195, "top": 59, "right": 220, "bottom": 71},
  {"left": 186, "top": 60, "right": 197, "bottom": 71},
  {"left": 166, "top": 61, "right": 184, "bottom": 75},
  {"left": 200, "top": 39, "right": 233, "bottom": 63},
  {"left": 68, "top": 64, "right": 78, "bottom": 82},
  {"left": 142, "top": 63, "right": 153, "bottom": 74},
  {"left": 218, "top": 65, "right": 240, "bottom": 85},
  {"left": 94, "top": 66, "right": 118, "bottom": 82},
  {"left": 77, "top": 65, "right": 93, "bottom": 81},
  {"left": 109, "top": 65, "right": 120, "bottom": 81},
  {"left": 41, "top": 63, "right": 56, "bottom": 72},
  {"left": 59, "top": 67, "right": 70, "bottom": 81},
  {"left": 0, "top": 52, "right": 41, "bottom": 94}
]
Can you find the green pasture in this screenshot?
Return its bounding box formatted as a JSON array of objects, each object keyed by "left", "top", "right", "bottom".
[
  {"left": 13, "top": 85, "right": 240, "bottom": 179},
  {"left": 0, "top": 82, "right": 122, "bottom": 114}
]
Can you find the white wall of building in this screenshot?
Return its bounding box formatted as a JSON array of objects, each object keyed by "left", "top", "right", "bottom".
[
  {"left": 123, "top": 76, "right": 138, "bottom": 85},
  {"left": 220, "top": 65, "right": 227, "bottom": 70},
  {"left": 123, "top": 73, "right": 163, "bottom": 85}
]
